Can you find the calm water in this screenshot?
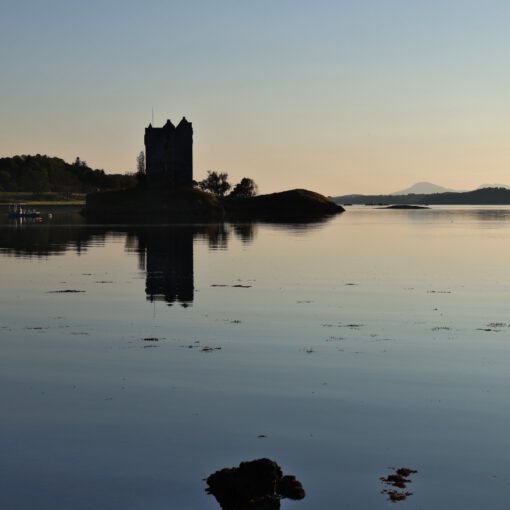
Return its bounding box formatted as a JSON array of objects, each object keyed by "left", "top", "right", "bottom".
[{"left": 1, "top": 206, "right": 510, "bottom": 509}]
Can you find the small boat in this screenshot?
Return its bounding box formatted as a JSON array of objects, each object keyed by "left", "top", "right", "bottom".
[{"left": 7, "top": 203, "right": 42, "bottom": 219}]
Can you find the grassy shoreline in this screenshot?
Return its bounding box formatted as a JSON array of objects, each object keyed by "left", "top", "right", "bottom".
[{"left": 0, "top": 192, "right": 86, "bottom": 206}]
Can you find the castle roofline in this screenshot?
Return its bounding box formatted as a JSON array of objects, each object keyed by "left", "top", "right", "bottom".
[
  {"left": 177, "top": 117, "right": 193, "bottom": 133},
  {"left": 146, "top": 119, "right": 178, "bottom": 131}
]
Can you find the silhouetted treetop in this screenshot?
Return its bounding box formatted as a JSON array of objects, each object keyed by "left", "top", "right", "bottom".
[
  {"left": 197, "top": 172, "right": 259, "bottom": 199},
  {"left": 230, "top": 177, "right": 258, "bottom": 198},
  {"left": 198, "top": 171, "right": 231, "bottom": 197}
]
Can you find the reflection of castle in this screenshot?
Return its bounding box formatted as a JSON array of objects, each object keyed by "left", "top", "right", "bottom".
[
  {"left": 135, "top": 228, "right": 194, "bottom": 307},
  {"left": 144, "top": 118, "right": 193, "bottom": 188},
  {"left": 133, "top": 224, "right": 257, "bottom": 306},
  {"left": 0, "top": 220, "right": 257, "bottom": 307}
]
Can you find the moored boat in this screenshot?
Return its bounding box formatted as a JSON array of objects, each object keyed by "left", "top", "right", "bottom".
[{"left": 7, "top": 203, "right": 42, "bottom": 219}]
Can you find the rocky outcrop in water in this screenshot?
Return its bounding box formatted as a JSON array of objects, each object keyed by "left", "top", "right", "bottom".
[
  {"left": 224, "top": 189, "right": 344, "bottom": 219},
  {"left": 206, "top": 458, "right": 305, "bottom": 509}
]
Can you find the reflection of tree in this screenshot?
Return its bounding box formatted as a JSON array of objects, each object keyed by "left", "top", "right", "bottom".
[
  {"left": 201, "top": 223, "right": 230, "bottom": 250},
  {"left": 0, "top": 216, "right": 331, "bottom": 306},
  {"left": 0, "top": 216, "right": 329, "bottom": 261},
  {"left": 0, "top": 219, "right": 257, "bottom": 306},
  {"left": 232, "top": 223, "right": 256, "bottom": 244},
  {"left": 194, "top": 223, "right": 256, "bottom": 249},
  {"left": 0, "top": 213, "right": 102, "bottom": 258}
]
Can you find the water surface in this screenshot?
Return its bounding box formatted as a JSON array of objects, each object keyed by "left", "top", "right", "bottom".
[{"left": 1, "top": 206, "right": 509, "bottom": 509}]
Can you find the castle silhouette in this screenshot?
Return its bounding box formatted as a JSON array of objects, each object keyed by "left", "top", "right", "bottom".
[{"left": 144, "top": 117, "right": 193, "bottom": 188}]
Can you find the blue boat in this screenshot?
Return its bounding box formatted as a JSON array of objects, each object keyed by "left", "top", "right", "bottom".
[{"left": 7, "top": 203, "right": 42, "bottom": 219}]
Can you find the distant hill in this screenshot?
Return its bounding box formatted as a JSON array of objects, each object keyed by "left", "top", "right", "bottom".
[
  {"left": 0, "top": 154, "right": 135, "bottom": 193},
  {"left": 333, "top": 187, "right": 510, "bottom": 205},
  {"left": 477, "top": 183, "right": 510, "bottom": 190},
  {"left": 423, "top": 187, "right": 510, "bottom": 205},
  {"left": 391, "top": 182, "right": 457, "bottom": 195}
]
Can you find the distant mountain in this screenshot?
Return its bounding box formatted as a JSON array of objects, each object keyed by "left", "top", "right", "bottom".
[{"left": 391, "top": 182, "right": 457, "bottom": 195}]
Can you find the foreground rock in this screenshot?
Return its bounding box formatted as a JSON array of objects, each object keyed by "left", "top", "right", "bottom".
[
  {"left": 206, "top": 458, "right": 305, "bottom": 509},
  {"left": 84, "top": 187, "right": 343, "bottom": 222}
]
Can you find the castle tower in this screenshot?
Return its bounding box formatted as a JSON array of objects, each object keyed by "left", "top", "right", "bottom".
[{"left": 144, "top": 117, "right": 193, "bottom": 188}]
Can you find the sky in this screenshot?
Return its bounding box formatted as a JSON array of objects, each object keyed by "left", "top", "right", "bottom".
[{"left": 1, "top": 0, "right": 510, "bottom": 195}]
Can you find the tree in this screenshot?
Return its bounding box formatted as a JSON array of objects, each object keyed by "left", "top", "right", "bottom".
[
  {"left": 135, "top": 150, "right": 146, "bottom": 186},
  {"left": 198, "top": 171, "right": 231, "bottom": 196},
  {"left": 73, "top": 157, "right": 87, "bottom": 167},
  {"left": 0, "top": 154, "right": 136, "bottom": 193},
  {"left": 0, "top": 170, "right": 13, "bottom": 191},
  {"left": 230, "top": 177, "right": 258, "bottom": 198},
  {"left": 136, "top": 151, "right": 145, "bottom": 175}
]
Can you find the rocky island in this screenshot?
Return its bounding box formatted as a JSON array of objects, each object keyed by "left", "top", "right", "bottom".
[
  {"left": 84, "top": 118, "right": 343, "bottom": 221},
  {"left": 84, "top": 186, "right": 344, "bottom": 221}
]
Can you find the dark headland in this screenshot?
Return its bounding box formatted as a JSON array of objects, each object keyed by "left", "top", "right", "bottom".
[
  {"left": 84, "top": 117, "right": 343, "bottom": 222},
  {"left": 334, "top": 187, "right": 510, "bottom": 206}
]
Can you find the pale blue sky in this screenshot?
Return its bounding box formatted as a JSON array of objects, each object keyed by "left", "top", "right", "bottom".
[{"left": 1, "top": 0, "right": 510, "bottom": 194}]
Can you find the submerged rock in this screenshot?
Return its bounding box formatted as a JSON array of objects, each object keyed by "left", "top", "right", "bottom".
[
  {"left": 206, "top": 458, "right": 305, "bottom": 509},
  {"left": 379, "top": 204, "right": 429, "bottom": 209}
]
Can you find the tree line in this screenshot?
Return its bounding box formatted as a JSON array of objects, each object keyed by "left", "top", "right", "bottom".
[
  {"left": 0, "top": 153, "right": 259, "bottom": 198},
  {"left": 0, "top": 154, "right": 136, "bottom": 193}
]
